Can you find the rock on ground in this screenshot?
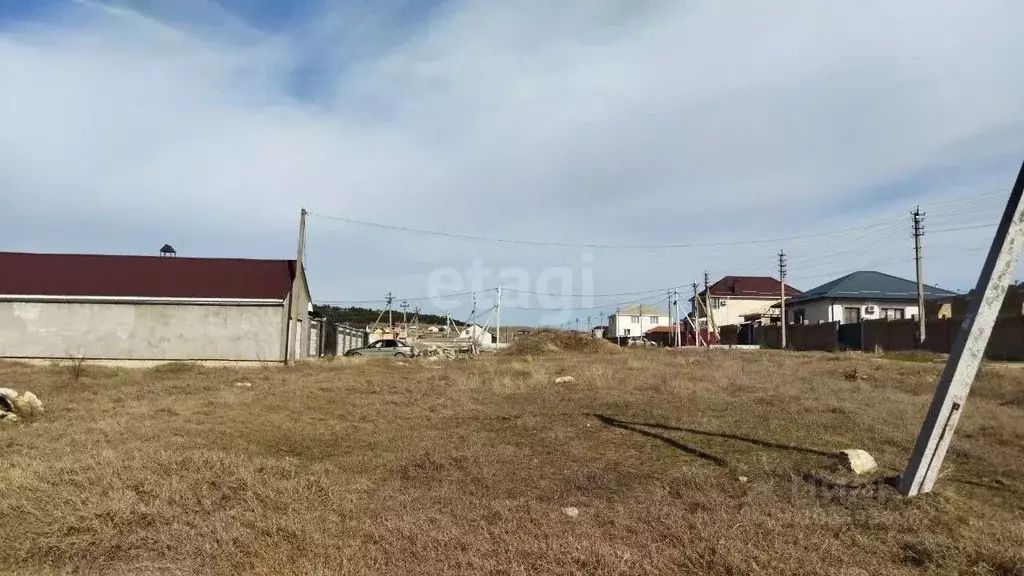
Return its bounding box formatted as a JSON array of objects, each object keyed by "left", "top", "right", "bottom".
[
  {"left": 0, "top": 388, "right": 44, "bottom": 417},
  {"left": 839, "top": 449, "right": 878, "bottom": 475},
  {"left": 561, "top": 506, "right": 579, "bottom": 518},
  {"left": 554, "top": 376, "right": 575, "bottom": 384}
]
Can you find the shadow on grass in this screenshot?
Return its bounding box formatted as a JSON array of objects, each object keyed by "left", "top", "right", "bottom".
[
  {"left": 591, "top": 414, "right": 728, "bottom": 467},
  {"left": 591, "top": 414, "right": 838, "bottom": 459}
]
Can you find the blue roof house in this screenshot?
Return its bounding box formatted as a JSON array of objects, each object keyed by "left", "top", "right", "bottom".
[{"left": 782, "top": 271, "right": 957, "bottom": 325}]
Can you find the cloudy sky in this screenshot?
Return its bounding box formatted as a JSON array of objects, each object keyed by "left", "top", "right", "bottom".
[{"left": 2, "top": 0, "right": 1023, "bottom": 326}]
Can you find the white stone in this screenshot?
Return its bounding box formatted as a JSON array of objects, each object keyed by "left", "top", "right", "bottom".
[
  {"left": 234, "top": 382, "right": 253, "bottom": 388},
  {"left": 18, "top": 391, "right": 43, "bottom": 416},
  {"left": 561, "top": 506, "right": 579, "bottom": 518},
  {"left": 554, "top": 376, "right": 575, "bottom": 384},
  {"left": 839, "top": 449, "right": 878, "bottom": 475},
  {"left": 738, "top": 476, "right": 749, "bottom": 483}
]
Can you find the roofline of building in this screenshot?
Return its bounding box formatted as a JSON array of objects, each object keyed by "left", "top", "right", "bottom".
[
  {"left": 781, "top": 293, "right": 948, "bottom": 307},
  {"left": 0, "top": 295, "right": 286, "bottom": 305},
  {"left": 0, "top": 250, "right": 296, "bottom": 264},
  {"left": 692, "top": 293, "right": 787, "bottom": 299}
]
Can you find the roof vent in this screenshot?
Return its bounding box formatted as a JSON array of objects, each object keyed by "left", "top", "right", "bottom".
[{"left": 159, "top": 244, "right": 177, "bottom": 257}]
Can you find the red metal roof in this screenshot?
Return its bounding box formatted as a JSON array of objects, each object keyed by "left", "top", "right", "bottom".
[
  {"left": 702, "top": 276, "right": 801, "bottom": 299},
  {"left": 645, "top": 324, "right": 685, "bottom": 334},
  {"left": 0, "top": 252, "right": 297, "bottom": 300}
]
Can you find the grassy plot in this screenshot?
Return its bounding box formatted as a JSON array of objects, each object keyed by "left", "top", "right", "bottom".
[{"left": 0, "top": 349, "right": 1022, "bottom": 575}]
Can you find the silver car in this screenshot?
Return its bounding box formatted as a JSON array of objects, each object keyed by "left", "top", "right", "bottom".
[{"left": 344, "top": 339, "right": 419, "bottom": 358}]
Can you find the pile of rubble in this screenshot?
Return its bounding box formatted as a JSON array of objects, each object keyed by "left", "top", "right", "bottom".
[{"left": 0, "top": 388, "right": 44, "bottom": 423}]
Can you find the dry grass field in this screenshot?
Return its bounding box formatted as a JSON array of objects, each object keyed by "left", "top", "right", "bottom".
[{"left": 1, "top": 346, "right": 1022, "bottom": 575}]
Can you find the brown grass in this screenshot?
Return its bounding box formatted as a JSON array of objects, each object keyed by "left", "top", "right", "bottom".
[{"left": 1, "top": 350, "right": 1023, "bottom": 575}]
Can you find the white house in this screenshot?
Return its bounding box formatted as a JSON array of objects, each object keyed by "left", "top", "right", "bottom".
[
  {"left": 459, "top": 324, "right": 494, "bottom": 346},
  {"left": 783, "top": 271, "right": 957, "bottom": 325},
  {"left": 691, "top": 276, "right": 801, "bottom": 329},
  {"left": 607, "top": 304, "right": 669, "bottom": 339}
]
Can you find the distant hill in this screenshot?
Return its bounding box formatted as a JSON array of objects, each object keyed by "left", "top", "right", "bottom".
[{"left": 312, "top": 305, "right": 450, "bottom": 328}]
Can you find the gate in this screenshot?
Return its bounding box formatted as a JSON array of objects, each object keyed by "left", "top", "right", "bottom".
[{"left": 837, "top": 323, "right": 862, "bottom": 350}]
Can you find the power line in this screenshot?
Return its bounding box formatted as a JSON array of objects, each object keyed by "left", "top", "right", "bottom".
[{"left": 307, "top": 209, "right": 903, "bottom": 250}]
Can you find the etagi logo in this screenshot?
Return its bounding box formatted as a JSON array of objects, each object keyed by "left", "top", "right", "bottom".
[{"left": 426, "top": 253, "right": 595, "bottom": 326}]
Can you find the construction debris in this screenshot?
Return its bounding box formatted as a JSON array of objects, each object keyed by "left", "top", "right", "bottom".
[
  {"left": 554, "top": 376, "right": 575, "bottom": 384},
  {"left": 839, "top": 449, "right": 878, "bottom": 475},
  {"left": 0, "top": 388, "right": 44, "bottom": 420}
]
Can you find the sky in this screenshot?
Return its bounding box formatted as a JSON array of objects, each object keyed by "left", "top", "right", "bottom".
[{"left": 1, "top": 0, "right": 1023, "bottom": 326}]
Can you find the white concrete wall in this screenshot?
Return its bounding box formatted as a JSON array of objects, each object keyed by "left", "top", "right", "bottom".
[
  {"left": 607, "top": 313, "right": 669, "bottom": 337},
  {"left": 708, "top": 297, "right": 777, "bottom": 327},
  {"left": 788, "top": 300, "right": 920, "bottom": 325},
  {"left": 0, "top": 301, "right": 284, "bottom": 360}
]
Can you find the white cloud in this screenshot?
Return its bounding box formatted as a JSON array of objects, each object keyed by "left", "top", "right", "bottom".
[{"left": 1, "top": 0, "right": 1022, "bottom": 320}]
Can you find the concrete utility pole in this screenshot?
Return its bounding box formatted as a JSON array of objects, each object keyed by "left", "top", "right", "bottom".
[
  {"left": 400, "top": 300, "right": 409, "bottom": 327},
  {"left": 286, "top": 207, "right": 307, "bottom": 365},
  {"left": 899, "top": 159, "right": 1024, "bottom": 497},
  {"left": 385, "top": 291, "right": 394, "bottom": 331},
  {"left": 495, "top": 285, "right": 502, "bottom": 346},
  {"left": 576, "top": 318, "right": 580, "bottom": 332},
  {"left": 692, "top": 281, "right": 703, "bottom": 347},
  {"left": 779, "top": 250, "right": 788, "bottom": 349},
  {"left": 913, "top": 206, "right": 927, "bottom": 344},
  {"left": 674, "top": 288, "right": 682, "bottom": 348},
  {"left": 667, "top": 290, "right": 674, "bottom": 345},
  {"left": 703, "top": 271, "right": 716, "bottom": 345}
]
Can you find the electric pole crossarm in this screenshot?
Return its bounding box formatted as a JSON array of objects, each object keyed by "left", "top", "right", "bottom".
[{"left": 899, "top": 159, "right": 1024, "bottom": 496}]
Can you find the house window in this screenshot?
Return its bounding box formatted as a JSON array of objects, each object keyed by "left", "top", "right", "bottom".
[
  {"left": 715, "top": 298, "right": 726, "bottom": 308},
  {"left": 792, "top": 309, "right": 806, "bottom": 324},
  {"left": 649, "top": 316, "right": 658, "bottom": 323},
  {"left": 881, "top": 308, "right": 905, "bottom": 320},
  {"left": 624, "top": 329, "right": 631, "bottom": 336},
  {"left": 630, "top": 316, "right": 640, "bottom": 323}
]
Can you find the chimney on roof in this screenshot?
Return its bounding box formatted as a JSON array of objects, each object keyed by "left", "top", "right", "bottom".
[{"left": 159, "top": 244, "right": 177, "bottom": 257}]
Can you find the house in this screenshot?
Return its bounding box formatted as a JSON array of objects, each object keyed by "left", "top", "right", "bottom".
[
  {"left": 644, "top": 324, "right": 684, "bottom": 346},
  {"left": 459, "top": 324, "right": 494, "bottom": 346},
  {"left": 691, "top": 276, "right": 801, "bottom": 329},
  {"left": 782, "top": 270, "right": 957, "bottom": 325},
  {"left": 591, "top": 325, "right": 608, "bottom": 339},
  {"left": 0, "top": 251, "right": 312, "bottom": 362},
  {"left": 740, "top": 301, "right": 784, "bottom": 326},
  {"left": 927, "top": 284, "right": 1024, "bottom": 319},
  {"left": 607, "top": 304, "right": 669, "bottom": 339}
]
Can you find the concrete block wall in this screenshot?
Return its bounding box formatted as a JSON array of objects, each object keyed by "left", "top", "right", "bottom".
[{"left": 0, "top": 301, "right": 284, "bottom": 361}]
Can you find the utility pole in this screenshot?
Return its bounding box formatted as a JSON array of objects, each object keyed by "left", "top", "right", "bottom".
[
  {"left": 674, "top": 289, "right": 682, "bottom": 348},
  {"left": 667, "top": 290, "right": 674, "bottom": 345},
  {"left": 286, "top": 207, "right": 307, "bottom": 365},
  {"left": 400, "top": 300, "right": 409, "bottom": 327},
  {"left": 495, "top": 285, "right": 502, "bottom": 345},
  {"left": 779, "top": 250, "right": 788, "bottom": 349},
  {"left": 385, "top": 291, "right": 394, "bottom": 332},
  {"left": 900, "top": 160, "right": 1024, "bottom": 496},
  {"left": 576, "top": 318, "right": 580, "bottom": 332},
  {"left": 692, "top": 281, "right": 703, "bottom": 347},
  {"left": 704, "top": 271, "right": 716, "bottom": 345},
  {"left": 913, "top": 206, "right": 927, "bottom": 345}
]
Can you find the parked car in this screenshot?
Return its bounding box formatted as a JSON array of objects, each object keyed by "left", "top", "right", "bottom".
[{"left": 344, "top": 339, "right": 420, "bottom": 358}]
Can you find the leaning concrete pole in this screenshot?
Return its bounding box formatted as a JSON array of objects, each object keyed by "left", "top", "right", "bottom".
[{"left": 899, "top": 159, "right": 1024, "bottom": 497}]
